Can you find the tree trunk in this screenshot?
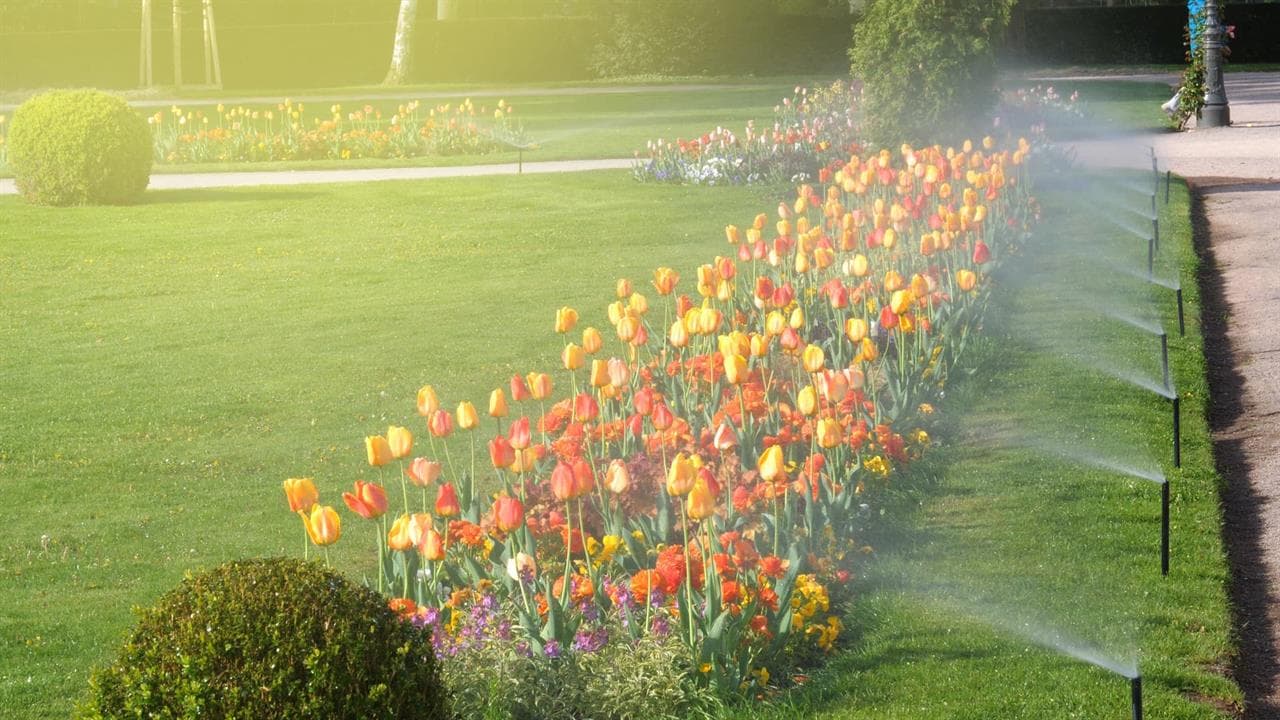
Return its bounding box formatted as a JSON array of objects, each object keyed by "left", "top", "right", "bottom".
[
  {"left": 172, "top": 0, "right": 183, "bottom": 87},
  {"left": 384, "top": 0, "right": 419, "bottom": 85},
  {"left": 437, "top": 0, "right": 456, "bottom": 21}
]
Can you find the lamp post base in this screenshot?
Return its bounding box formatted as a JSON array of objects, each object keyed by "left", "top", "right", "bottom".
[{"left": 1201, "top": 103, "right": 1231, "bottom": 128}]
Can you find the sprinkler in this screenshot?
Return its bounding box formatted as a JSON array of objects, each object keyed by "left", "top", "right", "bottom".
[
  {"left": 1176, "top": 287, "right": 1185, "bottom": 336},
  {"left": 1131, "top": 675, "right": 1144, "bottom": 720},
  {"left": 1172, "top": 395, "right": 1182, "bottom": 469},
  {"left": 1161, "top": 479, "right": 1170, "bottom": 577},
  {"left": 1152, "top": 217, "right": 1160, "bottom": 252},
  {"left": 1147, "top": 234, "right": 1155, "bottom": 278},
  {"left": 1159, "top": 331, "right": 1170, "bottom": 392},
  {"left": 1151, "top": 192, "right": 1157, "bottom": 220},
  {"left": 1165, "top": 169, "right": 1172, "bottom": 204}
]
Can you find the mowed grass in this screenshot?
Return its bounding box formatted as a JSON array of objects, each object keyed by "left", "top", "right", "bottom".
[
  {"left": 728, "top": 174, "right": 1238, "bottom": 718},
  {"left": 0, "top": 172, "right": 782, "bottom": 719}
]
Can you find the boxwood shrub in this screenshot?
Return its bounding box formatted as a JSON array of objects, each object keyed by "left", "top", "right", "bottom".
[
  {"left": 76, "top": 558, "right": 449, "bottom": 720},
  {"left": 8, "top": 89, "right": 151, "bottom": 206}
]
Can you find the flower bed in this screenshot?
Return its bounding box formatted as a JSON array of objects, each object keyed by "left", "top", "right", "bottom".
[
  {"left": 632, "top": 83, "right": 860, "bottom": 186},
  {"left": 148, "top": 97, "right": 526, "bottom": 164},
  {"left": 288, "top": 136, "right": 1038, "bottom": 714}
]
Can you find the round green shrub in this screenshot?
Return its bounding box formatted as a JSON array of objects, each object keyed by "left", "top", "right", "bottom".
[
  {"left": 850, "top": 0, "right": 1017, "bottom": 147},
  {"left": 76, "top": 558, "right": 449, "bottom": 720},
  {"left": 8, "top": 89, "right": 152, "bottom": 206}
]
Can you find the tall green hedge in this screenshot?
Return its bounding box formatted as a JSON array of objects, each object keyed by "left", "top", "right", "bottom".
[{"left": 851, "top": 0, "right": 1016, "bottom": 148}]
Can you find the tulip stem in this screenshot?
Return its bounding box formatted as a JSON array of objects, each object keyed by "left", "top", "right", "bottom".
[
  {"left": 679, "top": 501, "right": 696, "bottom": 649},
  {"left": 323, "top": 547, "right": 331, "bottom": 568},
  {"left": 561, "top": 500, "right": 574, "bottom": 607},
  {"left": 302, "top": 525, "right": 309, "bottom": 562}
]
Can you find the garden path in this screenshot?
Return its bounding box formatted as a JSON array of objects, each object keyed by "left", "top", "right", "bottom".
[
  {"left": 1075, "top": 71, "right": 1280, "bottom": 720},
  {"left": 0, "top": 158, "right": 633, "bottom": 195}
]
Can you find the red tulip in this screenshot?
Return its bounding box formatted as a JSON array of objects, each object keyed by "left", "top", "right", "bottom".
[
  {"left": 508, "top": 416, "right": 531, "bottom": 450},
  {"left": 550, "top": 461, "right": 576, "bottom": 501},
  {"left": 492, "top": 495, "right": 524, "bottom": 533},
  {"left": 489, "top": 435, "right": 516, "bottom": 469},
  {"left": 434, "top": 482, "right": 460, "bottom": 518},
  {"left": 342, "top": 480, "right": 388, "bottom": 520},
  {"left": 429, "top": 409, "right": 454, "bottom": 438}
]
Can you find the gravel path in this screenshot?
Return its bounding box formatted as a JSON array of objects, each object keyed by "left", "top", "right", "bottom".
[
  {"left": 1075, "top": 72, "right": 1280, "bottom": 719},
  {"left": 0, "top": 158, "right": 634, "bottom": 196}
]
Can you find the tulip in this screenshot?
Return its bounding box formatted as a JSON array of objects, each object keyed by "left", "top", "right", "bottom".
[
  {"left": 846, "top": 317, "right": 869, "bottom": 343},
  {"left": 890, "top": 290, "right": 914, "bottom": 316},
  {"left": 633, "top": 387, "right": 656, "bottom": 416},
  {"left": 605, "top": 459, "right": 630, "bottom": 494},
  {"left": 582, "top": 327, "right": 603, "bottom": 354},
  {"left": 765, "top": 311, "right": 787, "bottom": 337},
  {"left": 562, "top": 343, "right": 585, "bottom": 371},
  {"left": 687, "top": 477, "right": 716, "bottom": 520},
  {"left": 510, "top": 374, "right": 532, "bottom": 401},
  {"left": 407, "top": 513, "right": 433, "bottom": 547},
  {"left": 956, "top": 268, "right": 978, "bottom": 292},
  {"left": 859, "top": 337, "right": 880, "bottom": 362},
  {"left": 457, "top": 401, "right": 479, "bottom": 431},
  {"left": 801, "top": 344, "right": 825, "bottom": 373},
  {"left": 366, "top": 435, "right": 393, "bottom": 467},
  {"left": 972, "top": 240, "right": 991, "bottom": 265},
  {"left": 797, "top": 385, "right": 818, "bottom": 416},
  {"left": 506, "top": 551, "right": 537, "bottom": 582},
  {"left": 780, "top": 327, "right": 801, "bottom": 351},
  {"left": 616, "top": 278, "right": 633, "bottom": 298},
  {"left": 758, "top": 445, "right": 785, "bottom": 482},
  {"left": 884, "top": 270, "right": 905, "bottom": 292},
  {"left": 493, "top": 495, "right": 525, "bottom": 533},
  {"left": 628, "top": 292, "right": 649, "bottom": 315},
  {"left": 666, "top": 452, "right": 697, "bottom": 496},
  {"left": 528, "top": 372, "right": 553, "bottom": 400},
  {"left": 343, "top": 480, "right": 388, "bottom": 520},
  {"left": 652, "top": 267, "right": 679, "bottom": 295},
  {"left": 850, "top": 253, "right": 869, "bottom": 277},
  {"left": 615, "top": 315, "right": 640, "bottom": 344},
  {"left": 724, "top": 353, "right": 748, "bottom": 385},
  {"left": 387, "top": 514, "right": 414, "bottom": 551},
  {"left": 420, "top": 528, "right": 445, "bottom": 561},
  {"left": 651, "top": 402, "right": 674, "bottom": 431},
  {"left": 489, "top": 389, "right": 508, "bottom": 418},
  {"left": 571, "top": 457, "right": 595, "bottom": 497},
  {"left": 555, "top": 306, "right": 579, "bottom": 333},
  {"left": 725, "top": 224, "right": 741, "bottom": 244},
  {"left": 508, "top": 416, "right": 531, "bottom": 450},
  {"left": 817, "top": 417, "right": 843, "bottom": 449},
  {"left": 590, "top": 358, "right": 609, "bottom": 388},
  {"left": 551, "top": 461, "right": 577, "bottom": 501},
  {"left": 668, "top": 319, "right": 690, "bottom": 348},
  {"left": 303, "top": 505, "right": 341, "bottom": 546},
  {"left": 406, "top": 457, "right": 443, "bottom": 487},
  {"left": 489, "top": 435, "right": 516, "bottom": 469},
  {"left": 416, "top": 385, "right": 439, "bottom": 417},
  {"left": 434, "top": 483, "right": 461, "bottom": 517},
  {"left": 712, "top": 422, "right": 738, "bottom": 451},
  {"left": 574, "top": 392, "right": 599, "bottom": 421},
  {"left": 607, "top": 357, "right": 630, "bottom": 388},
  {"left": 429, "top": 409, "right": 454, "bottom": 438},
  {"left": 750, "top": 333, "right": 770, "bottom": 358},
  {"left": 283, "top": 477, "right": 318, "bottom": 513},
  {"left": 387, "top": 425, "right": 413, "bottom": 459}
]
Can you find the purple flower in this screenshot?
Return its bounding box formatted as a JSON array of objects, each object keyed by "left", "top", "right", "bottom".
[
  {"left": 572, "top": 627, "right": 609, "bottom": 654},
  {"left": 544, "top": 639, "right": 563, "bottom": 659},
  {"left": 650, "top": 615, "right": 670, "bottom": 637}
]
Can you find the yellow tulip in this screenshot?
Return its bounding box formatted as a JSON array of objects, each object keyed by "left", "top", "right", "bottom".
[
  {"left": 555, "top": 306, "right": 579, "bottom": 334},
  {"left": 387, "top": 425, "right": 413, "bottom": 459},
  {"left": 668, "top": 319, "right": 690, "bottom": 348},
  {"left": 283, "top": 477, "right": 318, "bottom": 513},
  {"left": 628, "top": 292, "right": 649, "bottom": 315},
  {"left": 801, "top": 344, "right": 825, "bottom": 373},
  {"left": 724, "top": 353, "right": 748, "bottom": 385},
  {"left": 666, "top": 452, "right": 697, "bottom": 496},
  {"left": 890, "top": 290, "right": 914, "bottom": 316},
  {"left": 582, "top": 327, "right": 603, "bottom": 354},
  {"left": 387, "top": 514, "right": 414, "bottom": 551},
  {"left": 303, "top": 505, "right": 341, "bottom": 546},
  {"left": 687, "top": 478, "right": 716, "bottom": 520},
  {"left": 416, "top": 385, "right": 439, "bottom": 417},
  {"left": 366, "top": 435, "right": 393, "bottom": 467},
  {"left": 956, "top": 269, "right": 978, "bottom": 292},
  {"left": 758, "top": 445, "right": 784, "bottom": 482},
  {"left": 616, "top": 278, "right": 633, "bottom": 298},
  {"left": 457, "top": 401, "right": 479, "bottom": 431},
  {"left": 817, "top": 417, "right": 842, "bottom": 449},
  {"left": 845, "top": 318, "right": 868, "bottom": 343},
  {"left": 489, "top": 389, "right": 508, "bottom": 418},
  {"left": 590, "top": 358, "right": 610, "bottom": 388},
  {"left": 797, "top": 385, "right": 818, "bottom": 416},
  {"left": 562, "top": 343, "right": 585, "bottom": 371}
]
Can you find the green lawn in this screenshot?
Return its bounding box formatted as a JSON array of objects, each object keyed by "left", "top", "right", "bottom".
[
  {"left": 727, "top": 173, "right": 1238, "bottom": 718},
  {"left": 0, "top": 172, "right": 783, "bottom": 718}
]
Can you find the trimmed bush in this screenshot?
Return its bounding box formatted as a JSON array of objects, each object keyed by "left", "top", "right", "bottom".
[
  {"left": 851, "top": 0, "right": 1016, "bottom": 147},
  {"left": 8, "top": 89, "right": 151, "bottom": 206},
  {"left": 76, "top": 558, "right": 449, "bottom": 720}
]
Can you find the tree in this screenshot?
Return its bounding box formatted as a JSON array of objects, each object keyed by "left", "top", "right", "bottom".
[
  {"left": 850, "top": 0, "right": 1017, "bottom": 146},
  {"left": 384, "top": 0, "right": 419, "bottom": 85}
]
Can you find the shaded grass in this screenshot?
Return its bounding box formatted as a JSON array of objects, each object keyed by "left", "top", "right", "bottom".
[
  {"left": 725, "top": 173, "right": 1237, "bottom": 718},
  {"left": 0, "top": 172, "right": 783, "bottom": 719}
]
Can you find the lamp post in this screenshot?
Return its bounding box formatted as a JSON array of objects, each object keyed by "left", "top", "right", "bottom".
[{"left": 1201, "top": 0, "right": 1230, "bottom": 127}]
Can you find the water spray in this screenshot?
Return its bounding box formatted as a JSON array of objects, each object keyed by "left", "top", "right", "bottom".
[
  {"left": 1159, "top": 330, "right": 1170, "bottom": 391},
  {"left": 1172, "top": 395, "right": 1181, "bottom": 468},
  {"left": 1146, "top": 234, "right": 1155, "bottom": 278},
  {"left": 1152, "top": 217, "right": 1159, "bottom": 252},
  {"left": 1150, "top": 192, "right": 1157, "bottom": 221},
  {"left": 1131, "top": 674, "right": 1144, "bottom": 720}
]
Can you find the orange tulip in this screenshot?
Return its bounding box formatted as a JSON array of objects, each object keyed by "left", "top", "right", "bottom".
[
  {"left": 605, "top": 459, "right": 630, "bottom": 494},
  {"left": 387, "top": 425, "right": 413, "bottom": 459},
  {"left": 551, "top": 461, "right": 577, "bottom": 501},
  {"left": 493, "top": 495, "right": 525, "bottom": 533},
  {"left": 407, "top": 513, "right": 432, "bottom": 547},
  {"left": 590, "top": 358, "right": 609, "bottom": 388},
  {"left": 406, "top": 457, "right": 442, "bottom": 487},
  {"left": 303, "top": 504, "right": 341, "bottom": 546},
  {"left": 508, "top": 416, "right": 531, "bottom": 450},
  {"left": 420, "top": 528, "right": 445, "bottom": 560},
  {"left": 859, "top": 337, "right": 880, "bottom": 362},
  {"left": 429, "top": 409, "right": 454, "bottom": 438},
  {"left": 616, "top": 278, "right": 633, "bottom": 298},
  {"left": 510, "top": 374, "right": 532, "bottom": 401},
  {"left": 817, "top": 417, "right": 842, "bottom": 449},
  {"left": 652, "top": 267, "right": 679, "bottom": 295},
  {"left": 555, "top": 306, "right": 579, "bottom": 334},
  {"left": 758, "top": 445, "right": 784, "bottom": 482},
  {"left": 884, "top": 270, "right": 905, "bottom": 292},
  {"left": 416, "top": 385, "right": 439, "bottom": 417},
  {"left": 343, "top": 480, "right": 388, "bottom": 520},
  {"left": 489, "top": 388, "right": 509, "bottom": 418},
  {"left": 387, "top": 514, "right": 414, "bottom": 551},
  {"left": 582, "top": 327, "right": 603, "bottom": 354},
  {"left": 666, "top": 452, "right": 697, "bottom": 496},
  {"left": 528, "top": 372, "right": 553, "bottom": 400},
  {"left": 434, "top": 482, "right": 461, "bottom": 518},
  {"left": 366, "top": 435, "right": 393, "bottom": 467},
  {"left": 457, "top": 401, "right": 479, "bottom": 431},
  {"left": 489, "top": 435, "right": 515, "bottom": 469},
  {"left": 687, "top": 477, "right": 716, "bottom": 520},
  {"left": 283, "top": 477, "right": 318, "bottom": 513}
]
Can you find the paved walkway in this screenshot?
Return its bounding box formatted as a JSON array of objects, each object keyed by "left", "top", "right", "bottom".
[
  {"left": 0, "top": 158, "right": 634, "bottom": 195},
  {"left": 1075, "top": 72, "right": 1280, "bottom": 719}
]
